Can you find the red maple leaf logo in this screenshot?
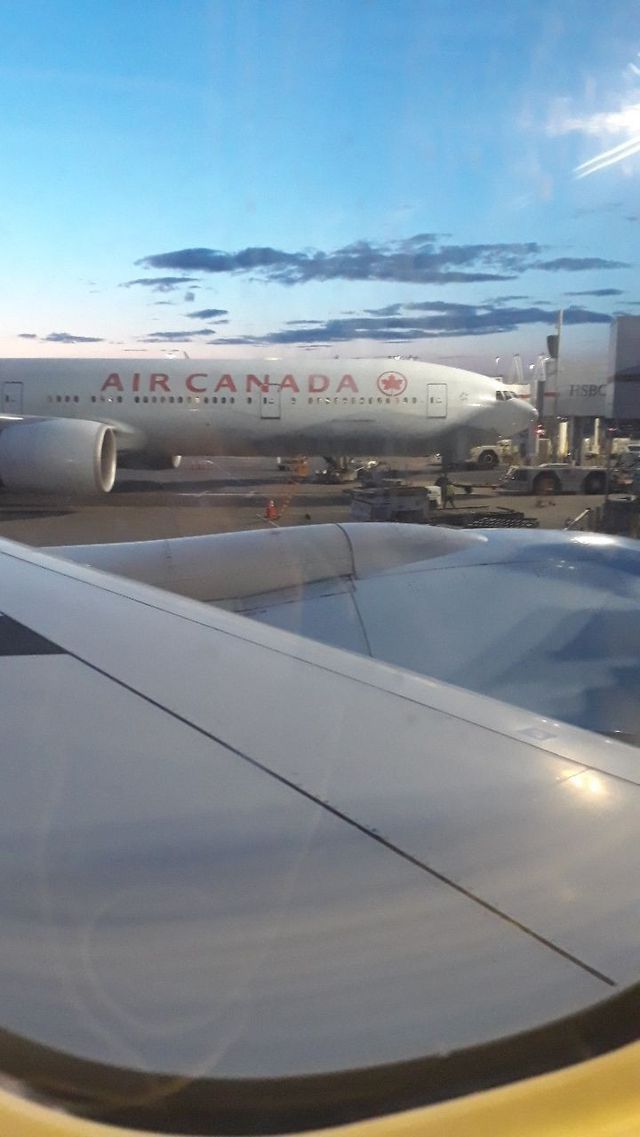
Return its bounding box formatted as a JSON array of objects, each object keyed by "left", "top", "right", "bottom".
[{"left": 377, "top": 371, "right": 407, "bottom": 395}]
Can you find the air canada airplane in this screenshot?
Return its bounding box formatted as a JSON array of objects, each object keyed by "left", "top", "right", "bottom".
[
  {"left": 0, "top": 357, "right": 536, "bottom": 494},
  {"left": 0, "top": 522, "right": 638, "bottom": 1137}
]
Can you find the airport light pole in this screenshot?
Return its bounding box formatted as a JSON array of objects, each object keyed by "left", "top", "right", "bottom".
[
  {"left": 546, "top": 311, "right": 563, "bottom": 459},
  {"left": 529, "top": 354, "right": 549, "bottom": 463}
]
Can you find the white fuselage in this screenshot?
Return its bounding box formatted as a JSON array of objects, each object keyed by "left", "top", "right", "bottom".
[{"left": 0, "top": 357, "right": 536, "bottom": 460}]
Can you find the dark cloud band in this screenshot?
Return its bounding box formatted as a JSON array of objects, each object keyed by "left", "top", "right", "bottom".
[
  {"left": 18, "top": 331, "right": 105, "bottom": 343},
  {"left": 135, "top": 235, "right": 629, "bottom": 287},
  {"left": 213, "top": 300, "right": 611, "bottom": 345}
]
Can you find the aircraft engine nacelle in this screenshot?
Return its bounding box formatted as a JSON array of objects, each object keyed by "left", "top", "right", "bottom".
[{"left": 0, "top": 419, "right": 117, "bottom": 494}]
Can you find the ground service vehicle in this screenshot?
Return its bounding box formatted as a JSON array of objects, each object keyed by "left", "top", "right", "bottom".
[
  {"left": 467, "top": 438, "right": 518, "bottom": 469},
  {"left": 499, "top": 464, "right": 608, "bottom": 496}
]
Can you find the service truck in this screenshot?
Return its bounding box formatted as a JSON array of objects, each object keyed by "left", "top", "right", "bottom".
[{"left": 466, "top": 439, "right": 518, "bottom": 469}]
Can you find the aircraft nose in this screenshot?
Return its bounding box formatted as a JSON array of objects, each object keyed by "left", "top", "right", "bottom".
[{"left": 516, "top": 398, "right": 538, "bottom": 429}]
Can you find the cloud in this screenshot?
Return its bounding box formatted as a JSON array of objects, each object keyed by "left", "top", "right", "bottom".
[
  {"left": 136, "top": 235, "right": 629, "bottom": 287},
  {"left": 184, "top": 290, "right": 196, "bottom": 302},
  {"left": 186, "top": 307, "right": 229, "bottom": 319},
  {"left": 564, "top": 288, "right": 623, "bottom": 297},
  {"left": 481, "top": 294, "right": 530, "bottom": 304},
  {"left": 572, "top": 201, "right": 622, "bottom": 217},
  {"left": 213, "top": 300, "right": 611, "bottom": 346},
  {"left": 137, "top": 236, "right": 547, "bottom": 286},
  {"left": 548, "top": 101, "right": 640, "bottom": 138},
  {"left": 43, "top": 332, "right": 105, "bottom": 343},
  {"left": 535, "top": 257, "right": 629, "bottom": 271},
  {"left": 547, "top": 101, "right": 640, "bottom": 137},
  {"left": 548, "top": 99, "right": 640, "bottom": 178},
  {"left": 18, "top": 333, "right": 37, "bottom": 339},
  {"left": 137, "top": 328, "right": 217, "bottom": 343},
  {"left": 120, "top": 276, "right": 199, "bottom": 293},
  {"left": 365, "top": 304, "right": 404, "bottom": 316}
]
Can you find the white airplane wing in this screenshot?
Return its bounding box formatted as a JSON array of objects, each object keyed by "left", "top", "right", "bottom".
[{"left": 0, "top": 533, "right": 639, "bottom": 1131}]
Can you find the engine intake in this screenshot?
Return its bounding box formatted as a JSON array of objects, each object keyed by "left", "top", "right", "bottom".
[{"left": 0, "top": 419, "right": 117, "bottom": 494}]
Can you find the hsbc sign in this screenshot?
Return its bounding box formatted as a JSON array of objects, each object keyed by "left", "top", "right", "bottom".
[{"left": 555, "top": 382, "right": 606, "bottom": 417}]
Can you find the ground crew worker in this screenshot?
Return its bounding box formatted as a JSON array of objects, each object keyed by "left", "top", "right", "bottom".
[
  {"left": 265, "top": 499, "right": 279, "bottom": 521},
  {"left": 442, "top": 474, "right": 456, "bottom": 508}
]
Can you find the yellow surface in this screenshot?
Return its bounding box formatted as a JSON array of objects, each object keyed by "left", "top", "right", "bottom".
[{"left": 0, "top": 1040, "right": 638, "bottom": 1136}]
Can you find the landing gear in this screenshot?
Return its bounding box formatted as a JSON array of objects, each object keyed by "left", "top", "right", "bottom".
[
  {"left": 323, "top": 456, "right": 350, "bottom": 475},
  {"left": 316, "top": 456, "right": 360, "bottom": 484}
]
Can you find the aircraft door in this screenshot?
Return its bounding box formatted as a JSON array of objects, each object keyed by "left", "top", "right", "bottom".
[
  {"left": 2, "top": 382, "right": 23, "bottom": 415},
  {"left": 427, "top": 383, "right": 447, "bottom": 418},
  {"left": 260, "top": 382, "right": 282, "bottom": 419}
]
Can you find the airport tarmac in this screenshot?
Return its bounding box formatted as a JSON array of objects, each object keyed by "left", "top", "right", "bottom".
[{"left": 0, "top": 457, "right": 605, "bottom": 547}]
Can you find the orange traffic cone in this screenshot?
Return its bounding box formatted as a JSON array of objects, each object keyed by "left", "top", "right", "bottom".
[{"left": 265, "top": 499, "right": 279, "bottom": 521}]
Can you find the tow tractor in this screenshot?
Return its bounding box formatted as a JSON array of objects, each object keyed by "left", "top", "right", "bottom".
[{"left": 498, "top": 463, "right": 609, "bottom": 496}]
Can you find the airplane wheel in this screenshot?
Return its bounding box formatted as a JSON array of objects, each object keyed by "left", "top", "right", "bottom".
[{"left": 533, "top": 472, "right": 560, "bottom": 496}]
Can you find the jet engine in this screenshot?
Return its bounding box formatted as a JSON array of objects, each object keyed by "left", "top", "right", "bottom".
[{"left": 0, "top": 419, "right": 117, "bottom": 494}]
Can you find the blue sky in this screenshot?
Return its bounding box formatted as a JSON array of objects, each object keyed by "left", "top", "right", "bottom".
[{"left": 1, "top": 0, "right": 639, "bottom": 376}]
